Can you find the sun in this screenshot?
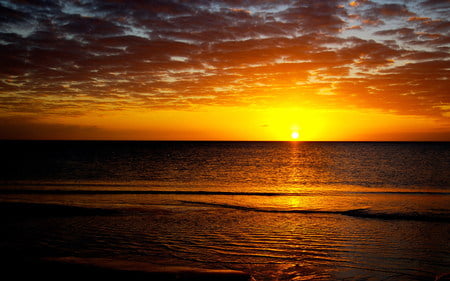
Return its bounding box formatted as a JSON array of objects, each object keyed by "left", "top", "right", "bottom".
[{"left": 291, "top": 131, "right": 300, "bottom": 140}]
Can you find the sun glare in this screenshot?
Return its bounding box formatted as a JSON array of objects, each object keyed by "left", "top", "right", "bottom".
[{"left": 291, "top": 131, "right": 300, "bottom": 140}]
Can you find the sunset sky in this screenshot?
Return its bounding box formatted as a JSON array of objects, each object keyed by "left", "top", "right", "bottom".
[{"left": 0, "top": 0, "right": 449, "bottom": 141}]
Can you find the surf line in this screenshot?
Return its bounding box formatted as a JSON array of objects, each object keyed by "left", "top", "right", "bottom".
[
  {"left": 0, "top": 189, "right": 303, "bottom": 196},
  {"left": 180, "top": 201, "right": 450, "bottom": 222}
]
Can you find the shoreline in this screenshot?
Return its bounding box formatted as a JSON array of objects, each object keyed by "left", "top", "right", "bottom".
[{"left": 3, "top": 256, "right": 252, "bottom": 281}]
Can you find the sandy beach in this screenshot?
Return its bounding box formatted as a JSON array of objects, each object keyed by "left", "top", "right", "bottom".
[{"left": 2, "top": 256, "right": 251, "bottom": 281}]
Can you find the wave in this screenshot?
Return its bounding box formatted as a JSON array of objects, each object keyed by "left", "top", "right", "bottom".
[
  {"left": 181, "top": 200, "right": 337, "bottom": 214},
  {"left": 0, "top": 189, "right": 294, "bottom": 196},
  {"left": 0, "top": 202, "right": 118, "bottom": 217},
  {"left": 349, "top": 191, "right": 450, "bottom": 195},
  {"left": 1, "top": 199, "right": 448, "bottom": 222},
  {"left": 0, "top": 188, "right": 449, "bottom": 196},
  {"left": 181, "top": 201, "right": 450, "bottom": 222}
]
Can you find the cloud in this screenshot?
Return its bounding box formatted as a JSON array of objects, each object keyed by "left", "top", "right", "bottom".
[
  {"left": 280, "top": 0, "right": 347, "bottom": 33},
  {"left": 374, "top": 28, "right": 418, "bottom": 40},
  {"left": 348, "top": 2, "right": 416, "bottom": 27},
  {"left": 370, "top": 4, "right": 414, "bottom": 18},
  {"left": 338, "top": 39, "right": 401, "bottom": 67},
  {"left": 0, "top": 0, "right": 448, "bottom": 128},
  {"left": 0, "top": 3, "right": 28, "bottom": 25},
  {"left": 0, "top": 115, "right": 209, "bottom": 140},
  {"left": 0, "top": 116, "right": 108, "bottom": 139},
  {"left": 420, "top": 0, "right": 450, "bottom": 11},
  {"left": 58, "top": 14, "right": 125, "bottom": 36}
]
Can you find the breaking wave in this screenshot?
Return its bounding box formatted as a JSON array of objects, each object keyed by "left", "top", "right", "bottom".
[{"left": 181, "top": 201, "right": 450, "bottom": 222}]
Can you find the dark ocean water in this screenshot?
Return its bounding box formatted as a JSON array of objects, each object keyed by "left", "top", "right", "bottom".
[{"left": 0, "top": 141, "right": 449, "bottom": 280}]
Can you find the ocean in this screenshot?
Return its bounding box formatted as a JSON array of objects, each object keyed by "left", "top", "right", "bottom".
[{"left": 0, "top": 141, "right": 449, "bottom": 280}]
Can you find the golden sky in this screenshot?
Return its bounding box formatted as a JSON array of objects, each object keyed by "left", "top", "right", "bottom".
[{"left": 0, "top": 0, "right": 449, "bottom": 140}]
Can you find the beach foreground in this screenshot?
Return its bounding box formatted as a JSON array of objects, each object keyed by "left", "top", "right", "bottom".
[
  {"left": 3, "top": 256, "right": 252, "bottom": 281},
  {"left": 1, "top": 141, "right": 449, "bottom": 280},
  {"left": 1, "top": 200, "right": 449, "bottom": 281}
]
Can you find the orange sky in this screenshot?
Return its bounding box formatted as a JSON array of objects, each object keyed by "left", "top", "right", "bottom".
[{"left": 0, "top": 0, "right": 449, "bottom": 141}]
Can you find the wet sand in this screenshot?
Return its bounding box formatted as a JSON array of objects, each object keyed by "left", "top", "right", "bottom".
[
  {"left": 3, "top": 256, "right": 252, "bottom": 281},
  {"left": 0, "top": 202, "right": 252, "bottom": 281}
]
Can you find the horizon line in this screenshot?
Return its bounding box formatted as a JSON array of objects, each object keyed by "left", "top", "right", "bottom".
[{"left": 1, "top": 139, "right": 449, "bottom": 143}]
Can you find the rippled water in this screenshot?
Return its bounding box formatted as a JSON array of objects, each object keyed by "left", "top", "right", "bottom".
[{"left": 0, "top": 141, "right": 449, "bottom": 280}]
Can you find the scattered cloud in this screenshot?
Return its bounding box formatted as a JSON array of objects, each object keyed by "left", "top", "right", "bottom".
[{"left": 0, "top": 0, "right": 449, "bottom": 133}]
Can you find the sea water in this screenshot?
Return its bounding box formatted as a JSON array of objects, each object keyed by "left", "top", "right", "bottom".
[{"left": 0, "top": 141, "right": 449, "bottom": 280}]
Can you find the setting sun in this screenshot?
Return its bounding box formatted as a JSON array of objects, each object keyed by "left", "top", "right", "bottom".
[{"left": 291, "top": 131, "right": 300, "bottom": 140}]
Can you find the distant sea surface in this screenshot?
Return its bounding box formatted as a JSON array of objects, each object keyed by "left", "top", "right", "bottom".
[{"left": 1, "top": 141, "right": 449, "bottom": 280}]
